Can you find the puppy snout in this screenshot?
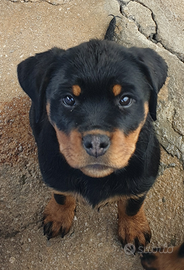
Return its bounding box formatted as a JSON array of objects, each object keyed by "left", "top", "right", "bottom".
[{"left": 82, "top": 134, "right": 110, "bottom": 158}]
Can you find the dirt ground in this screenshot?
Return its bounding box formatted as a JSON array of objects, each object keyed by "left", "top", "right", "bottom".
[{"left": 0, "top": 0, "right": 184, "bottom": 269}]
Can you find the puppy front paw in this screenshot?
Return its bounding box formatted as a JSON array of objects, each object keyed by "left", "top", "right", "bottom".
[
  {"left": 118, "top": 215, "right": 151, "bottom": 250},
  {"left": 118, "top": 197, "right": 151, "bottom": 250},
  {"left": 43, "top": 193, "right": 76, "bottom": 240}
]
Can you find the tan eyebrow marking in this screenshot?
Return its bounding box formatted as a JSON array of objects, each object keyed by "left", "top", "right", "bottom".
[
  {"left": 112, "top": 84, "right": 122, "bottom": 96},
  {"left": 72, "top": 85, "right": 81, "bottom": 96}
]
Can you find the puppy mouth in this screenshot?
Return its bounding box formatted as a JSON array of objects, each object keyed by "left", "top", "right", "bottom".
[
  {"left": 80, "top": 163, "right": 114, "bottom": 178},
  {"left": 84, "top": 164, "right": 111, "bottom": 171}
]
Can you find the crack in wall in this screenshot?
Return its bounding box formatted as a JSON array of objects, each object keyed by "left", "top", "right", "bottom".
[
  {"left": 150, "top": 10, "right": 158, "bottom": 41},
  {"left": 171, "top": 108, "right": 183, "bottom": 137},
  {"left": 159, "top": 141, "right": 184, "bottom": 169},
  {"left": 120, "top": 0, "right": 158, "bottom": 42},
  {"left": 118, "top": 0, "right": 184, "bottom": 63},
  {"left": 120, "top": 3, "right": 157, "bottom": 42},
  {"left": 158, "top": 161, "right": 177, "bottom": 176}
]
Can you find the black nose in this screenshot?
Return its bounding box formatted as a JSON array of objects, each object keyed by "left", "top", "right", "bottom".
[{"left": 82, "top": 134, "right": 110, "bottom": 158}]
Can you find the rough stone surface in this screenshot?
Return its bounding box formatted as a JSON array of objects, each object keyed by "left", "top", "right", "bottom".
[
  {"left": 1, "top": 0, "right": 184, "bottom": 269},
  {"left": 119, "top": 0, "right": 184, "bottom": 61},
  {"left": 121, "top": 1, "right": 156, "bottom": 39},
  {"left": 142, "top": 0, "right": 184, "bottom": 61}
]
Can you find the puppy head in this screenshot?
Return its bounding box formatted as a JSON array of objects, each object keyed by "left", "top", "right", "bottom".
[{"left": 17, "top": 40, "right": 167, "bottom": 178}]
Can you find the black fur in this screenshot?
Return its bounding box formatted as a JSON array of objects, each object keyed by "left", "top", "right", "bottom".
[
  {"left": 104, "top": 15, "right": 116, "bottom": 41},
  {"left": 17, "top": 21, "right": 167, "bottom": 209},
  {"left": 178, "top": 242, "right": 184, "bottom": 258},
  {"left": 126, "top": 195, "right": 146, "bottom": 216},
  {"left": 141, "top": 252, "right": 157, "bottom": 270},
  {"left": 54, "top": 193, "right": 66, "bottom": 205}
]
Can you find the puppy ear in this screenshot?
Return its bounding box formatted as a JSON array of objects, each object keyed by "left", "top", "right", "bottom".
[
  {"left": 129, "top": 47, "right": 168, "bottom": 121},
  {"left": 17, "top": 47, "right": 64, "bottom": 122}
]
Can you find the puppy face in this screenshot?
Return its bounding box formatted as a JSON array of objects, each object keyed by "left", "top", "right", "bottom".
[
  {"left": 17, "top": 40, "right": 167, "bottom": 178},
  {"left": 46, "top": 41, "right": 150, "bottom": 178}
]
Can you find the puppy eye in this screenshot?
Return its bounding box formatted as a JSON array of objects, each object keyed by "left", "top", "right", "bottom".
[
  {"left": 62, "top": 95, "right": 75, "bottom": 107},
  {"left": 119, "top": 96, "right": 134, "bottom": 108}
]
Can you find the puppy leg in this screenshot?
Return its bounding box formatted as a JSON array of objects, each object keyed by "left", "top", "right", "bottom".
[
  {"left": 118, "top": 195, "right": 151, "bottom": 250},
  {"left": 141, "top": 243, "right": 184, "bottom": 270},
  {"left": 43, "top": 192, "right": 76, "bottom": 239}
]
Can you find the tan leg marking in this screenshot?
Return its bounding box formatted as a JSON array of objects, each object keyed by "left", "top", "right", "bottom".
[
  {"left": 43, "top": 193, "right": 76, "bottom": 239},
  {"left": 118, "top": 197, "right": 151, "bottom": 248}
]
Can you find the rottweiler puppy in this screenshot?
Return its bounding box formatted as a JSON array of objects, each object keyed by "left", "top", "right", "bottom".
[
  {"left": 141, "top": 242, "right": 184, "bottom": 270},
  {"left": 17, "top": 19, "right": 167, "bottom": 249}
]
